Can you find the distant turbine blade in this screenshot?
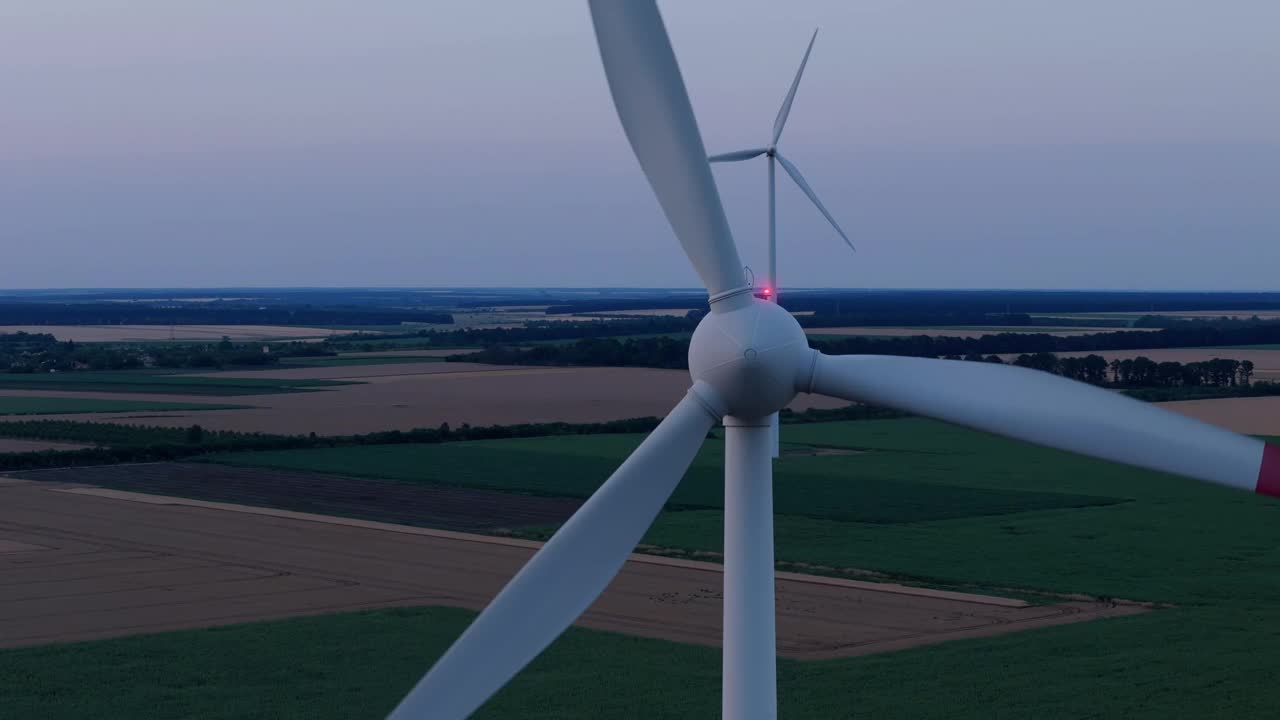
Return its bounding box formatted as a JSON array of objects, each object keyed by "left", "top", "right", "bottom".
[
  {"left": 772, "top": 28, "right": 818, "bottom": 146},
  {"left": 386, "top": 387, "right": 719, "bottom": 720},
  {"left": 590, "top": 0, "right": 746, "bottom": 299},
  {"left": 808, "top": 352, "right": 1279, "bottom": 495},
  {"left": 709, "top": 147, "right": 769, "bottom": 163},
  {"left": 775, "top": 152, "right": 854, "bottom": 252}
]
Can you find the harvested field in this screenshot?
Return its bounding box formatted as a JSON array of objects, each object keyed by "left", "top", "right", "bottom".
[
  {"left": 0, "top": 439, "right": 92, "bottom": 453},
  {"left": 0, "top": 325, "right": 340, "bottom": 342},
  {"left": 1159, "top": 396, "right": 1280, "bottom": 436},
  {"left": 0, "top": 365, "right": 848, "bottom": 435},
  {"left": 0, "top": 480, "right": 1142, "bottom": 655},
  {"left": 9, "top": 463, "right": 583, "bottom": 533},
  {"left": 808, "top": 326, "right": 1155, "bottom": 338}
]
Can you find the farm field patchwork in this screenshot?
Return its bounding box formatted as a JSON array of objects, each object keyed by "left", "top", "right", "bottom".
[
  {"left": 201, "top": 424, "right": 1121, "bottom": 525},
  {"left": 6, "top": 416, "right": 1280, "bottom": 718},
  {"left": 0, "top": 366, "right": 848, "bottom": 435}
]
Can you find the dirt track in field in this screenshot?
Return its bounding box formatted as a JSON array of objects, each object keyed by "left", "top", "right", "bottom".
[{"left": 0, "top": 478, "right": 1145, "bottom": 656}]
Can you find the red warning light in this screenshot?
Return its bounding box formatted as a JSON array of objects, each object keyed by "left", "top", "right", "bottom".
[{"left": 761, "top": 287, "right": 772, "bottom": 297}]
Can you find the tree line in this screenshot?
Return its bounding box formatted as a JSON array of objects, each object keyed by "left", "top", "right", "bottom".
[{"left": 2, "top": 334, "right": 333, "bottom": 373}]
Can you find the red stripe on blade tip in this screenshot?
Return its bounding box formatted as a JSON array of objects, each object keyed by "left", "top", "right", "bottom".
[{"left": 1256, "top": 444, "right": 1280, "bottom": 498}]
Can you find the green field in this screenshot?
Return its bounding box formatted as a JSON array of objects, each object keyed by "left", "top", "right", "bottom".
[
  {"left": 0, "top": 372, "right": 354, "bottom": 396},
  {"left": 203, "top": 421, "right": 1121, "bottom": 525},
  {"left": 0, "top": 396, "right": 246, "bottom": 416}
]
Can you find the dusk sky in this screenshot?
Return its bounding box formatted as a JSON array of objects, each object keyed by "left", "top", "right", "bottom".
[{"left": 2, "top": 1, "right": 1277, "bottom": 290}]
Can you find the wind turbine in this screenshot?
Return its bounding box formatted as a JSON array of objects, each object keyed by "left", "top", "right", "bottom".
[
  {"left": 709, "top": 28, "right": 853, "bottom": 456},
  {"left": 386, "top": 3, "right": 1280, "bottom": 719}
]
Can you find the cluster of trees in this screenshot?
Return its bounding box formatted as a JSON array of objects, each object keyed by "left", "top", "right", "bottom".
[
  {"left": 0, "top": 302, "right": 452, "bottom": 326},
  {"left": 1, "top": 334, "right": 333, "bottom": 373},
  {"left": 1003, "top": 352, "right": 1257, "bottom": 388}
]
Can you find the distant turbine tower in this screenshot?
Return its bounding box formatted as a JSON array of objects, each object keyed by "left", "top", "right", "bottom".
[{"left": 709, "top": 28, "right": 854, "bottom": 455}]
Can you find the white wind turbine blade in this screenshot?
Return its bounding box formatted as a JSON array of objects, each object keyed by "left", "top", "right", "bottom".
[
  {"left": 808, "top": 353, "right": 1280, "bottom": 494},
  {"left": 775, "top": 152, "right": 854, "bottom": 251},
  {"left": 709, "top": 147, "right": 769, "bottom": 163},
  {"left": 590, "top": 0, "right": 746, "bottom": 299},
  {"left": 387, "top": 387, "right": 720, "bottom": 720},
  {"left": 772, "top": 28, "right": 818, "bottom": 146}
]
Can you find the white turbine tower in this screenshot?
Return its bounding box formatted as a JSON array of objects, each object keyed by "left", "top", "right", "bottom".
[
  {"left": 387, "top": 3, "right": 1280, "bottom": 719},
  {"left": 709, "top": 28, "right": 854, "bottom": 456}
]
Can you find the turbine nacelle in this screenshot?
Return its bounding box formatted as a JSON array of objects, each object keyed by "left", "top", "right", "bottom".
[{"left": 688, "top": 298, "right": 811, "bottom": 418}]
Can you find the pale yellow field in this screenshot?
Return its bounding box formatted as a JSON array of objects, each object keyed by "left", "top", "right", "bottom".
[{"left": 0, "top": 325, "right": 339, "bottom": 342}]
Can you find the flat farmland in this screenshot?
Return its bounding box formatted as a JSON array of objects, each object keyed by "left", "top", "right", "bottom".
[
  {"left": 807, "top": 326, "right": 1155, "bottom": 338},
  {"left": 0, "top": 324, "right": 342, "bottom": 342},
  {"left": 0, "top": 364, "right": 849, "bottom": 435}
]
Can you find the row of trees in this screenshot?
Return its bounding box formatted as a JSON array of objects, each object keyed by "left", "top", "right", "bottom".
[
  {"left": 1003, "top": 352, "right": 1256, "bottom": 388},
  {"left": 1, "top": 334, "right": 333, "bottom": 373}
]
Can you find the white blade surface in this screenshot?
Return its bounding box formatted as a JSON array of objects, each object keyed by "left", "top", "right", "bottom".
[
  {"left": 709, "top": 147, "right": 769, "bottom": 163},
  {"left": 386, "top": 388, "right": 719, "bottom": 720},
  {"left": 772, "top": 28, "right": 818, "bottom": 146},
  {"left": 775, "top": 152, "right": 854, "bottom": 251},
  {"left": 809, "top": 353, "right": 1280, "bottom": 495},
  {"left": 590, "top": 0, "right": 745, "bottom": 298}
]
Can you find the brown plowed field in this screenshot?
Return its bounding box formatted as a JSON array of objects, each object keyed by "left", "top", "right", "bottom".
[
  {"left": 0, "top": 479, "right": 1145, "bottom": 656},
  {"left": 8, "top": 463, "right": 582, "bottom": 533}
]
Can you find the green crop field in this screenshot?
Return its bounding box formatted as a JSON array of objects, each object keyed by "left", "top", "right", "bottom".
[
  {"left": 203, "top": 420, "right": 1121, "bottom": 525},
  {"left": 0, "top": 396, "right": 247, "bottom": 416},
  {"left": 2, "top": 600, "right": 1277, "bottom": 719},
  {"left": 0, "top": 372, "right": 354, "bottom": 396}
]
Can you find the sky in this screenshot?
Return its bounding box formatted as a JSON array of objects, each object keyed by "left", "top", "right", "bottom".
[{"left": 1, "top": 0, "right": 1278, "bottom": 291}]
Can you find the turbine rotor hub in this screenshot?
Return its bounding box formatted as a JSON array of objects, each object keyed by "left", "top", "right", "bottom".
[{"left": 688, "top": 299, "right": 811, "bottom": 419}]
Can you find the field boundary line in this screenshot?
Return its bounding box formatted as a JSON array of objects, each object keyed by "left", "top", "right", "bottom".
[{"left": 44, "top": 484, "right": 1030, "bottom": 608}]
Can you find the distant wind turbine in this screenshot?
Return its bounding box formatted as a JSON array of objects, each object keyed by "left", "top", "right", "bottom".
[{"left": 709, "top": 28, "right": 854, "bottom": 454}]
